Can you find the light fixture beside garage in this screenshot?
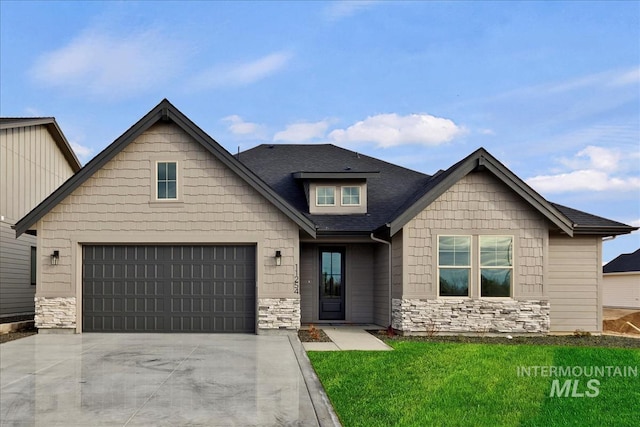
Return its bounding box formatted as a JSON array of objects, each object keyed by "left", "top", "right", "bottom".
[
  {"left": 275, "top": 250, "right": 282, "bottom": 266},
  {"left": 50, "top": 250, "right": 59, "bottom": 265}
]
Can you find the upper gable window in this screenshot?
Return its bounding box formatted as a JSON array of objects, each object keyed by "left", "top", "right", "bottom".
[
  {"left": 341, "top": 186, "right": 361, "bottom": 206},
  {"left": 316, "top": 186, "right": 336, "bottom": 206},
  {"left": 157, "top": 161, "right": 177, "bottom": 199}
]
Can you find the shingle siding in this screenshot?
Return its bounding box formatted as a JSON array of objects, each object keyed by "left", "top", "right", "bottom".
[
  {"left": 35, "top": 122, "right": 300, "bottom": 330},
  {"left": 403, "top": 171, "right": 548, "bottom": 299}
]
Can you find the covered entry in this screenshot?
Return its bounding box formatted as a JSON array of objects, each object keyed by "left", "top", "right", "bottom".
[{"left": 82, "top": 245, "right": 256, "bottom": 332}]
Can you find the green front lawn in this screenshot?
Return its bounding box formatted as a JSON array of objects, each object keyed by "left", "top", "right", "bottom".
[{"left": 308, "top": 341, "right": 639, "bottom": 427}]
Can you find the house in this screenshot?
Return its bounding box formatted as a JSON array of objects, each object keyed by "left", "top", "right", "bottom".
[
  {"left": 603, "top": 249, "right": 640, "bottom": 309},
  {"left": 14, "top": 100, "right": 637, "bottom": 335},
  {"left": 1, "top": 118, "right": 81, "bottom": 321}
]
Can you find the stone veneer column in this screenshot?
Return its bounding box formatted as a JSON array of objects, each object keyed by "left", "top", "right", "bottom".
[
  {"left": 35, "top": 297, "right": 77, "bottom": 332},
  {"left": 257, "top": 298, "right": 301, "bottom": 333},
  {"left": 392, "top": 298, "right": 550, "bottom": 334}
]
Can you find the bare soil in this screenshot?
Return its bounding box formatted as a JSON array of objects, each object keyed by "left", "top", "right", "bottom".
[
  {"left": 298, "top": 328, "right": 333, "bottom": 342},
  {"left": 603, "top": 312, "right": 640, "bottom": 336}
]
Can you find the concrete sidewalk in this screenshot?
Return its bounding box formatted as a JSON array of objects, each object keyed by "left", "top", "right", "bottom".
[{"left": 302, "top": 326, "right": 392, "bottom": 351}]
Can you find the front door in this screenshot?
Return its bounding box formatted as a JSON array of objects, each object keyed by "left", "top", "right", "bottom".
[{"left": 319, "top": 248, "right": 345, "bottom": 320}]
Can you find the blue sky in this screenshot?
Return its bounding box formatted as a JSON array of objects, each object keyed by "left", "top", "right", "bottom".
[{"left": 1, "top": 1, "right": 638, "bottom": 262}]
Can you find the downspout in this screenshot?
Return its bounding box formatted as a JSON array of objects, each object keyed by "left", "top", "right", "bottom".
[{"left": 370, "top": 233, "right": 392, "bottom": 328}]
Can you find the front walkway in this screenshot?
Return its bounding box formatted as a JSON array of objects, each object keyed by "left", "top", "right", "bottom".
[{"left": 302, "top": 326, "right": 392, "bottom": 351}]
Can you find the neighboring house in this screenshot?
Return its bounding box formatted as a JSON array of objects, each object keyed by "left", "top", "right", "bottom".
[
  {"left": 14, "top": 100, "right": 637, "bottom": 335},
  {"left": 0, "top": 118, "right": 81, "bottom": 320},
  {"left": 603, "top": 249, "right": 640, "bottom": 309}
]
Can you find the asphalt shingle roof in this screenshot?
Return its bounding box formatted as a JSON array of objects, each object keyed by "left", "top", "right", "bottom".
[
  {"left": 239, "top": 144, "right": 432, "bottom": 233},
  {"left": 239, "top": 144, "right": 636, "bottom": 236},
  {"left": 603, "top": 249, "right": 640, "bottom": 273}
]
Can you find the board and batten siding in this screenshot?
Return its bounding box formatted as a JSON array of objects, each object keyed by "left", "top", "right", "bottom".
[
  {"left": 34, "top": 122, "right": 301, "bottom": 330},
  {"left": 402, "top": 171, "right": 548, "bottom": 299},
  {"left": 0, "top": 124, "right": 76, "bottom": 318},
  {"left": 1, "top": 125, "right": 74, "bottom": 223},
  {"left": 548, "top": 235, "right": 602, "bottom": 332}
]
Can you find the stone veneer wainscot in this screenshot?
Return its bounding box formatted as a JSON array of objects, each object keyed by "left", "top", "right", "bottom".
[
  {"left": 258, "top": 298, "right": 301, "bottom": 332},
  {"left": 392, "top": 298, "right": 550, "bottom": 334},
  {"left": 35, "top": 296, "right": 76, "bottom": 330}
]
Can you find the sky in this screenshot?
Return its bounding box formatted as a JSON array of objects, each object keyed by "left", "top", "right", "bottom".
[{"left": 1, "top": 0, "right": 638, "bottom": 263}]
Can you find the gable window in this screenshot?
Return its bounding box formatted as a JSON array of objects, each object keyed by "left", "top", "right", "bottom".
[
  {"left": 157, "top": 162, "right": 177, "bottom": 199},
  {"left": 480, "top": 236, "right": 513, "bottom": 297},
  {"left": 341, "top": 186, "right": 361, "bottom": 206},
  {"left": 438, "top": 236, "right": 471, "bottom": 296},
  {"left": 316, "top": 186, "right": 335, "bottom": 206},
  {"left": 30, "top": 246, "right": 36, "bottom": 286}
]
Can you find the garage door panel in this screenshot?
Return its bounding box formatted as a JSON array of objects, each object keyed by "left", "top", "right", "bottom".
[{"left": 83, "top": 245, "right": 255, "bottom": 333}]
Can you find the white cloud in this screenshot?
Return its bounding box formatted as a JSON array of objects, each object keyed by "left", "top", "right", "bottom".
[
  {"left": 190, "top": 51, "right": 292, "bottom": 90},
  {"left": 328, "top": 113, "right": 466, "bottom": 148},
  {"left": 30, "top": 28, "right": 185, "bottom": 99},
  {"left": 69, "top": 141, "right": 93, "bottom": 164},
  {"left": 273, "top": 120, "right": 331, "bottom": 142},
  {"left": 526, "top": 146, "right": 640, "bottom": 194},
  {"left": 324, "top": 1, "right": 378, "bottom": 21},
  {"left": 609, "top": 66, "right": 640, "bottom": 87},
  {"left": 222, "top": 115, "right": 264, "bottom": 136}
]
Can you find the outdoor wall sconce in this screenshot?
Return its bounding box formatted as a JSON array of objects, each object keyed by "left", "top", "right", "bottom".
[
  {"left": 275, "top": 250, "right": 282, "bottom": 266},
  {"left": 51, "top": 250, "right": 59, "bottom": 265}
]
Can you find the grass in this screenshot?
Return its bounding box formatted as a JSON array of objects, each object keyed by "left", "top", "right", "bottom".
[{"left": 308, "top": 341, "right": 640, "bottom": 427}]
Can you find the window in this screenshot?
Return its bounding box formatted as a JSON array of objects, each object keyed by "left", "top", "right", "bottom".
[
  {"left": 157, "top": 162, "right": 177, "bottom": 199},
  {"left": 341, "top": 186, "right": 361, "bottom": 206},
  {"left": 30, "top": 246, "right": 36, "bottom": 286},
  {"left": 438, "top": 236, "right": 471, "bottom": 296},
  {"left": 316, "top": 186, "right": 335, "bottom": 206},
  {"left": 480, "top": 236, "right": 513, "bottom": 297}
]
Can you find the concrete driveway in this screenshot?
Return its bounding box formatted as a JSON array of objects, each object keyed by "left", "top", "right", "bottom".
[{"left": 0, "top": 333, "right": 337, "bottom": 426}]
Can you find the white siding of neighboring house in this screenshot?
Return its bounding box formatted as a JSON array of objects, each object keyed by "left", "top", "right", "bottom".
[
  {"left": 603, "top": 272, "right": 640, "bottom": 309},
  {"left": 548, "top": 235, "right": 602, "bottom": 333},
  {"left": 0, "top": 124, "right": 75, "bottom": 318}
]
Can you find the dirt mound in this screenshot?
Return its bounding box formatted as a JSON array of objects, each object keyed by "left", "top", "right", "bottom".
[{"left": 603, "top": 312, "right": 640, "bottom": 335}]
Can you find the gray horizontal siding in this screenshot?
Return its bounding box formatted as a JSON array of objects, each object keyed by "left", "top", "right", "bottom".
[{"left": 0, "top": 221, "right": 36, "bottom": 317}]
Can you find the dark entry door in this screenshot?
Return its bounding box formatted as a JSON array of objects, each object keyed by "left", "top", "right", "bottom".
[{"left": 319, "top": 248, "right": 345, "bottom": 320}]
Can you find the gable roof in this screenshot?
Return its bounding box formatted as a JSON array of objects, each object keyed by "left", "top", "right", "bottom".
[
  {"left": 603, "top": 249, "right": 640, "bottom": 273},
  {"left": 386, "top": 148, "right": 576, "bottom": 236},
  {"left": 241, "top": 145, "right": 637, "bottom": 238},
  {"left": 239, "top": 144, "right": 433, "bottom": 234},
  {"left": 14, "top": 100, "right": 316, "bottom": 238},
  {"left": 1, "top": 117, "right": 81, "bottom": 172}
]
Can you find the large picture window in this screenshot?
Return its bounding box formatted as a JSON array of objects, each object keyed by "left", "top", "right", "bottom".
[
  {"left": 480, "top": 236, "right": 513, "bottom": 297},
  {"left": 157, "top": 162, "right": 177, "bottom": 199},
  {"left": 438, "top": 236, "right": 471, "bottom": 296}
]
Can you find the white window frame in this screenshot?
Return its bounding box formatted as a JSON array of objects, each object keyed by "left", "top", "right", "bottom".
[
  {"left": 341, "top": 186, "right": 361, "bottom": 206},
  {"left": 478, "top": 235, "right": 514, "bottom": 298},
  {"left": 316, "top": 186, "right": 336, "bottom": 206},
  {"left": 437, "top": 235, "right": 472, "bottom": 298},
  {"left": 156, "top": 161, "right": 178, "bottom": 200}
]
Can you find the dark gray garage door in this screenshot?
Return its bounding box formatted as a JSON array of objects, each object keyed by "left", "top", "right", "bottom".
[{"left": 82, "top": 245, "right": 255, "bottom": 333}]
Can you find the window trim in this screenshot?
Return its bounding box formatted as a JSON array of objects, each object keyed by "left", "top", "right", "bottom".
[
  {"left": 437, "top": 235, "right": 472, "bottom": 298},
  {"left": 149, "top": 156, "right": 184, "bottom": 205},
  {"left": 316, "top": 186, "right": 336, "bottom": 206},
  {"left": 479, "top": 235, "right": 514, "bottom": 299},
  {"left": 156, "top": 161, "right": 178, "bottom": 200},
  {"left": 341, "top": 186, "right": 361, "bottom": 206},
  {"left": 436, "top": 234, "right": 516, "bottom": 299}
]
